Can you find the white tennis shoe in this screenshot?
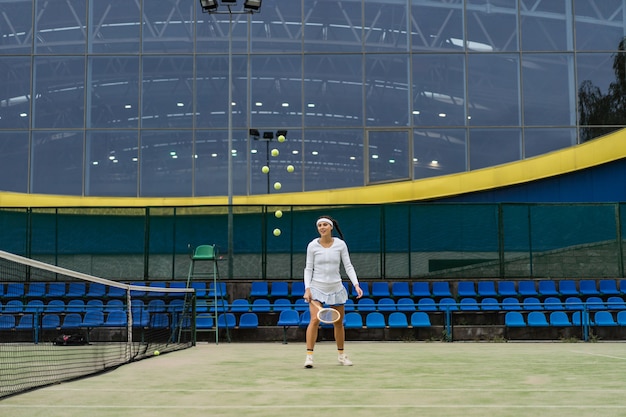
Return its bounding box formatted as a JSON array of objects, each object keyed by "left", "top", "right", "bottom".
[
  {"left": 304, "top": 355, "right": 314, "bottom": 368},
  {"left": 337, "top": 353, "right": 353, "bottom": 366}
]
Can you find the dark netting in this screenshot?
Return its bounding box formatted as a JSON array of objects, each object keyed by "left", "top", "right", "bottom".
[{"left": 0, "top": 250, "right": 195, "bottom": 399}]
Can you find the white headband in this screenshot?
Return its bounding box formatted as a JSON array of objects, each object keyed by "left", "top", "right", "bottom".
[{"left": 316, "top": 218, "right": 334, "bottom": 229}]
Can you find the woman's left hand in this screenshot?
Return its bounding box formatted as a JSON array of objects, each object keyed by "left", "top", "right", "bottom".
[{"left": 354, "top": 285, "right": 364, "bottom": 299}]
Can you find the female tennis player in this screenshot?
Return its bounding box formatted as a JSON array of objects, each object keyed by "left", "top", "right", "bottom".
[{"left": 303, "top": 215, "right": 363, "bottom": 368}]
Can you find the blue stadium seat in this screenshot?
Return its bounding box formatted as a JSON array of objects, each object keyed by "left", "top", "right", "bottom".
[
  {"left": 146, "top": 299, "right": 166, "bottom": 313},
  {"left": 107, "top": 285, "right": 126, "bottom": 298},
  {"left": 497, "top": 281, "right": 517, "bottom": 297},
  {"left": 250, "top": 282, "right": 269, "bottom": 298},
  {"left": 299, "top": 311, "right": 310, "bottom": 328},
  {"left": 270, "top": 281, "right": 289, "bottom": 298},
  {"left": 132, "top": 308, "right": 150, "bottom": 327},
  {"left": 565, "top": 297, "right": 584, "bottom": 310},
  {"left": 501, "top": 297, "right": 522, "bottom": 311},
  {"left": 15, "top": 314, "right": 34, "bottom": 330},
  {"left": 344, "top": 312, "right": 363, "bottom": 329},
  {"left": 594, "top": 311, "right": 617, "bottom": 326},
  {"left": 459, "top": 298, "right": 480, "bottom": 311},
  {"left": 344, "top": 299, "right": 355, "bottom": 312},
  {"left": 559, "top": 280, "right": 579, "bottom": 296},
  {"left": 365, "top": 312, "right": 386, "bottom": 329},
  {"left": 105, "top": 299, "right": 125, "bottom": 312},
  {"left": 480, "top": 297, "right": 500, "bottom": 311},
  {"left": 66, "top": 282, "right": 86, "bottom": 298},
  {"left": 579, "top": 280, "right": 599, "bottom": 297},
  {"left": 46, "top": 282, "right": 66, "bottom": 298},
  {"left": 238, "top": 312, "right": 259, "bottom": 329},
  {"left": 352, "top": 282, "right": 369, "bottom": 297},
  {"left": 411, "top": 282, "right": 431, "bottom": 298},
  {"left": 371, "top": 282, "right": 390, "bottom": 298},
  {"left": 549, "top": 311, "right": 572, "bottom": 327},
  {"left": 230, "top": 298, "right": 251, "bottom": 312},
  {"left": 572, "top": 311, "right": 593, "bottom": 327},
  {"left": 251, "top": 299, "right": 271, "bottom": 312},
  {"left": 272, "top": 298, "right": 292, "bottom": 312},
  {"left": 620, "top": 280, "right": 626, "bottom": 295},
  {"left": 517, "top": 281, "right": 538, "bottom": 297},
  {"left": 376, "top": 298, "right": 396, "bottom": 312},
  {"left": 585, "top": 296, "right": 605, "bottom": 310},
  {"left": 190, "top": 282, "right": 207, "bottom": 298},
  {"left": 294, "top": 298, "right": 309, "bottom": 312},
  {"left": 599, "top": 279, "right": 619, "bottom": 296},
  {"left": 5, "top": 300, "right": 24, "bottom": 313},
  {"left": 24, "top": 300, "right": 44, "bottom": 313},
  {"left": 457, "top": 281, "right": 477, "bottom": 298},
  {"left": 410, "top": 312, "right": 431, "bottom": 327},
  {"left": 617, "top": 311, "right": 626, "bottom": 326},
  {"left": 83, "top": 311, "right": 105, "bottom": 327},
  {"left": 291, "top": 282, "right": 305, "bottom": 298},
  {"left": 85, "top": 282, "right": 107, "bottom": 298},
  {"left": 606, "top": 296, "right": 626, "bottom": 310},
  {"left": 105, "top": 310, "right": 127, "bottom": 327},
  {"left": 477, "top": 281, "right": 497, "bottom": 298},
  {"left": 25, "top": 282, "right": 46, "bottom": 298},
  {"left": 356, "top": 298, "right": 376, "bottom": 312},
  {"left": 543, "top": 297, "right": 564, "bottom": 310},
  {"left": 538, "top": 280, "right": 559, "bottom": 297},
  {"left": 432, "top": 282, "right": 452, "bottom": 298},
  {"left": 168, "top": 281, "right": 188, "bottom": 297},
  {"left": 387, "top": 312, "right": 408, "bottom": 328},
  {"left": 504, "top": 311, "right": 526, "bottom": 327},
  {"left": 196, "top": 313, "right": 214, "bottom": 329},
  {"left": 0, "top": 315, "right": 16, "bottom": 329},
  {"left": 417, "top": 298, "right": 437, "bottom": 311},
  {"left": 6, "top": 283, "right": 25, "bottom": 298},
  {"left": 167, "top": 299, "right": 185, "bottom": 313},
  {"left": 396, "top": 298, "right": 416, "bottom": 312},
  {"left": 438, "top": 298, "right": 458, "bottom": 311},
  {"left": 527, "top": 311, "right": 549, "bottom": 327},
  {"left": 209, "top": 299, "right": 227, "bottom": 313},
  {"left": 276, "top": 310, "right": 299, "bottom": 328},
  {"left": 522, "top": 297, "right": 543, "bottom": 310},
  {"left": 46, "top": 299, "right": 66, "bottom": 313},
  {"left": 217, "top": 313, "right": 236, "bottom": 329},
  {"left": 391, "top": 282, "right": 411, "bottom": 298},
  {"left": 67, "top": 299, "right": 85, "bottom": 313}
]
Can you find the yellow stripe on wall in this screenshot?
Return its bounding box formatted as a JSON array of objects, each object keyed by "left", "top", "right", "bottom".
[{"left": 1, "top": 128, "right": 624, "bottom": 208}]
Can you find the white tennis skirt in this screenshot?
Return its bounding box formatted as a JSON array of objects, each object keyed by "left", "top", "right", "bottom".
[{"left": 309, "top": 284, "right": 348, "bottom": 306}]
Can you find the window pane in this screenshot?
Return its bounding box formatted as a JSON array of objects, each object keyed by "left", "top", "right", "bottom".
[
  {"left": 304, "top": 55, "right": 363, "bottom": 127},
  {"left": 90, "top": 0, "right": 140, "bottom": 53},
  {"left": 522, "top": 53, "right": 575, "bottom": 126},
  {"left": 89, "top": 57, "right": 140, "bottom": 128},
  {"left": 142, "top": 0, "right": 193, "bottom": 53},
  {"left": 365, "top": 54, "right": 409, "bottom": 126},
  {"left": 469, "top": 128, "right": 521, "bottom": 170},
  {"left": 364, "top": 1, "right": 408, "bottom": 52},
  {"left": 304, "top": 130, "right": 363, "bottom": 191},
  {"left": 141, "top": 56, "right": 193, "bottom": 129},
  {"left": 195, "top": 55, "right": 248, "bottom": 129},
  {"left": 410, "top": 0, "right": 464, "bottom": 51},
  {"left": 194, "top": 130, "right": 248, "bottom": 197},
  {"left": 414, "top": 128, "right": 467, "bottom": 179},
  {"left": 0, "top": 131, "right": 29, "bottom": 192},
  {"left": 33, "top": 56, "right": 86, "bottom": 128},
  {"left": 31, "top": 131, "right": 84, "bottom": 195},
  {"left": 250, "top": 130, "right": 302, "bottom": 195},
  {"left": 0, "top": 57, "right": 31, "bottom": 129},
  {"left": 196, "top": 11, "right": 249, "bottom": 54},
  {"left": 412, "top": 54, "right": 466, "bottom": 127},
  {"left": 467, "top": 54, "right": 520, "bottom": 126},
  {"left": 524, "top": 128, "right": 576, "bottom": 158},
  {"left": 250, "top": 1, "right": 302, "bottom": 52},
  {"left": 250, "top": 55, "right": 302, "bottom": 128},
  {"left": 574, "top": 0, "right": 626, "bottom": 51},
  {"left": 140, "top": 130, "right": 192, "bottom": 197},
  {"left": 35, "top": 0, "right": 86, "bottom": 54},
  {"left": 466, "top": 0, "right": 519, "bottom": 52},
  {"left": 520, "top": 0, "right": 571, "bottom": 51},
  {"left": 368, "top": 130, "right": 409, "bottom": 184},
  {"left": 303, "top": 0, "right": 362, "bottom": 53},
  {"left": 0, "top": 0, "right": 33, "bottom": 54},
  {"left": 86, "top": 130, "right": 138, "bottom": 197}
]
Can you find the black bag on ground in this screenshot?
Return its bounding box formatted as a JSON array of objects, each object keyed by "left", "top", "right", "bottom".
[{"left": 54, "top": 334, "right": 88, "bottom": 346}]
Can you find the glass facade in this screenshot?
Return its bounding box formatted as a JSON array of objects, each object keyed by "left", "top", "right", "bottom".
[{"left": 0, "top": 0, "right": 625, "bottom": 197}]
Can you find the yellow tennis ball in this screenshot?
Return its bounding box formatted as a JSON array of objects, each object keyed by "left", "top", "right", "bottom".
[
  {"left": 273, "top": 228, "right": 281, "bottom": 236},
  {"left": 271, "top": 148, "right": 279, "bottom": 157},
  {"left": 275, "top": 210, "right": 283, "bottom": 218},
  {"left": 261, "top": 165, "right": 269, "bottom": 174},
  {"left": 154, "top": 350, "right": 160, "bottom": 356},
  {"left": 277, "top": 134, "right": 286, "bottom": 143},
  {"left": 273, "top": 182, "right": 281, "bottom": 190},
  {"left": 287, "top": 165, "right": 294, "bottom": 173}
]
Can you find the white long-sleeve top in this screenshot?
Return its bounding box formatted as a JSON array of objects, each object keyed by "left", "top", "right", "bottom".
[{"left": 303, "top": 237, "right": 359, "bottom": 293}]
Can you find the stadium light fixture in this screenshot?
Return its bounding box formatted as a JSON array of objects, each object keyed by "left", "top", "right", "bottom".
[
  {"left": 244, "top": 0, "right": 262, "bottom": 11},
  {"left": 199, "top": 0, "right": 218, "bottom": 12}
]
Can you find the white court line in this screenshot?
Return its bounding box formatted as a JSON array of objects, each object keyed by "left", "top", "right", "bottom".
[
  {"left": 570, "top": 350, "right": 626, "bottom": 361},
  {"left": 44, "top": 387, "right": 625, "bottom": 393},
  {"left": 2, "top": 405, "right": 626, "bottom": 410}
]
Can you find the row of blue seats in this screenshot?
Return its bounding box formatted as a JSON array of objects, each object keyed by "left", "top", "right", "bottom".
[
  {"left": 249, "top": 279, "right": 626, "bottom": 300},
  {"left": 200, "top": 310, "right": 433, "bottom": 330},
  {"left": 0, "top": 281, "right": 224, "bottom": 299},
  {"left": 0, "top": 310, "right": 179, "bottom": 330},
  {"left": 505, "top": 310, "right": 626, "bottom": 327},
  {"left": 0, "top": 298, "right": 189, "bottom": 314}
]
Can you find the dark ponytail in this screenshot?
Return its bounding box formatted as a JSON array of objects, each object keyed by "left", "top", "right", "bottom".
[{"left": 318, "top": 215, "right": 345, "bottom": 240}]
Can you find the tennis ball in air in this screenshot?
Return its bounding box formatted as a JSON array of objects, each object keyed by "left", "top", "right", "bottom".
[
  {"left": 273, "top": 228, "right": 281, "bottom": 236},
  {"left": 271, "top": 148, "right": 279, "bottom": 157},
  {"left": 273, "top": 182, "right": 281, "bottom": 190},
  {"left": 275, "top": 210, "right": 283, "bottom": 218},
  {"left": 261, "top": 165, "right": 269, "bottom": 174},
  {"left": 277, "top": 134, "right": 286, "bottom": 143},
  {"left": 286, "top": 165, "right": 294, "bottom": 173},
  {"left": 154, "top": 350, "right": 160, "bottom": 356}
]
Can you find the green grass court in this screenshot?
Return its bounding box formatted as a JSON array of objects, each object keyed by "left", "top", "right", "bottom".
[{"left": 2, "top": 341, "right": 626, "bottom": 417}]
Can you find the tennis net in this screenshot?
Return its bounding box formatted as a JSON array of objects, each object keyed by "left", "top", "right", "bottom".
[{"left": 0, "top": 250, "right": 195, "bottom": 399}]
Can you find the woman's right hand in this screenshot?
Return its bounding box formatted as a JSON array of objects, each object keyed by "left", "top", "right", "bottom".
[{"left": 303, "top": 288, "right": 312, "bottom": 302}]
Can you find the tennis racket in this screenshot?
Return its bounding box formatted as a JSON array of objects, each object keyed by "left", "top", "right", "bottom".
[{"left": 310, "top": 301, "right": 341, "bottom": 324}]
